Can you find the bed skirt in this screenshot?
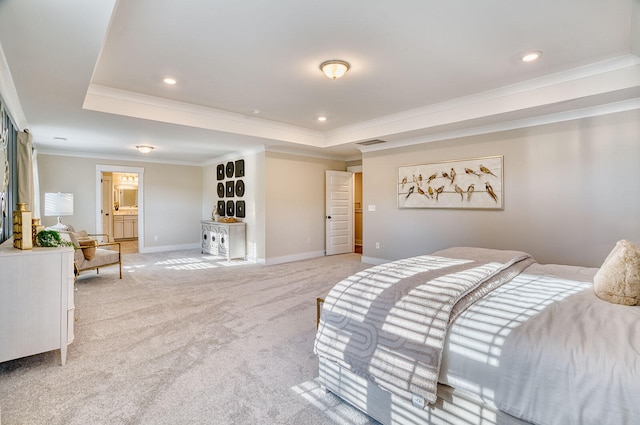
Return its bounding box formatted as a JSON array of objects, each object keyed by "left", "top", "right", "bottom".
[{"left": 319, "top": 357, "right": 529, "bottom": 425}]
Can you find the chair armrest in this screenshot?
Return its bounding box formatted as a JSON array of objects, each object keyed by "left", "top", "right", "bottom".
[
  {"left": 97, "top": 241, "right": 121, "bottom": 253},
  {"left": 89, "top": 233, "right": 112, "bottom": 243}
]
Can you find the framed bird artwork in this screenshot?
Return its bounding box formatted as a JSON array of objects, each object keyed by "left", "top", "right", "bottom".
[{"left": 397, "top": 155, "right": 503, "bottom": 210}]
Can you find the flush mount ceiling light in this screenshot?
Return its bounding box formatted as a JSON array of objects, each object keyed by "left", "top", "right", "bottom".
[
  {"left": 320, "top": 60, "right": 350, "bottom": 79},
  {"left": 522, "top": 51, "right": 542, "bottom": 62},
  {"left": 136, "top": 145, "right": 154, "bottom": 154},
  {"left": 317, "top": 116, "right": 327, "bottom": 122},
  {"left": 163, "top": 77, "right": 177, "bottom": 85}
]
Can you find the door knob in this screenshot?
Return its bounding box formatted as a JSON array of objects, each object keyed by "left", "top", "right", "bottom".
[{"left": 327, "top": 215, "right": 332, "bottom": 219}]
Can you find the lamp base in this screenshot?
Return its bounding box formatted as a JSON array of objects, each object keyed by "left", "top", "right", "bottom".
[{"left": 46, "top": 217, "right": 72, "bottom": 232}]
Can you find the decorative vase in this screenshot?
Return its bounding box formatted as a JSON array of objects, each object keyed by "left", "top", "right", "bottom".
[
  {"left": 32, "top": 218, "right": 44, "bottom": 246},
  {"left": 13, "top": 203, "right": 32, "bottom": 250},
  {"left": 212, "top": 210, "right": 221, "bottom": 222}
]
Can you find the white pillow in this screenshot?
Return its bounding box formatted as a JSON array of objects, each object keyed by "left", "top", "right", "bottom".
[{"left": 593, "top": 240, "right": 640, "bottom": 306}]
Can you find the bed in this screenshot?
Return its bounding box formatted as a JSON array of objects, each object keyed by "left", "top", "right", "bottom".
[{"left": 314, "top": 246, "right": 640, "bottom": 425}]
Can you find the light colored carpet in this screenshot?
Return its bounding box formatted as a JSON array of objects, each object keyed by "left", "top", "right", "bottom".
[{"left": 0, "top": 250, "right": 380, "bottom": 425}]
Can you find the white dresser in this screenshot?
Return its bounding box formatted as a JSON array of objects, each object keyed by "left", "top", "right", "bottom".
[
  {"left": 0, "top": 239, "right": 75, "bottom": 365},
  {"left": 201, "top": 221, "right": 246, "bottom": 260}
]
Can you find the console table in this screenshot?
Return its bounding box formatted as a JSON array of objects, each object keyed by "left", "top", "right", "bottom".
[
  {"left": 201, "top": 220, "right": 246, "bottom": 260},
  {"left": 0, "top": 239, "right": 75, "bottom": 365}
]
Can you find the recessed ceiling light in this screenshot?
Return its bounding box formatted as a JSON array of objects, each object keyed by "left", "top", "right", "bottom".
[
  {"left": 522, "top": 51, "right": 542, "bottom": 62},
  {"left": 318, "top": 116, "right": 327, "bottom": 122},
  {"left": 252, "top": 109, "right": 261, "bottom": 115},
  {"left": 163, "top": 77, "right": 177, "bottom": 85}
]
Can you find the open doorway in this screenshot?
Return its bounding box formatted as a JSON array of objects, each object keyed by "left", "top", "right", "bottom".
[
  {"left": 354, "top": 172, "right": 363, "bottom": 254},
  {"left": 95, "top": 165, "right": 145, "bottom": 254}
]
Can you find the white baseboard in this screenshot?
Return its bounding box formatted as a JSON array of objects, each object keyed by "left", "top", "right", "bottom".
[
  {"left": 264, "top": 250, "right": 325, "bottom": 266},
  {"left": 139, "top": 242, "right": 200, "bottom": 253},
  {"left": 361, "top": 256, "right": 389, "bottom": 265}
]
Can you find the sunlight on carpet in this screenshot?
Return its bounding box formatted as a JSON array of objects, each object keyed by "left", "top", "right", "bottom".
[{"left": 123, "top": 254, "right": 253, "bottom": 273}]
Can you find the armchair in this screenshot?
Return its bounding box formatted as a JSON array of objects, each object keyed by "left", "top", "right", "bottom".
[{"left": 66, "top": 231, "right": 122, "bottom": 279}]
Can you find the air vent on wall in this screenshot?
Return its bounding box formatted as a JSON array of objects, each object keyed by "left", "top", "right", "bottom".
[{"left": 356, "top": 139, "right": 386, "bottom": 146}]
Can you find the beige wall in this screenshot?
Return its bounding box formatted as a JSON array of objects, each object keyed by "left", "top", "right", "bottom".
[
  {"left": 38, "top": 155, "right": 202, "bottom": 251},
  {"left": 38, "top": 109, "right": 638, "bottom": 267},
  {"left": 264, "top": 151, "right": 346, "bottom": 264},
  {"left": 362, "top": 109, "right": 640, "bottom": 267}
]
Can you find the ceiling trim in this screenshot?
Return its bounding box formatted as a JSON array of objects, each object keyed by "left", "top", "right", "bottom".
[
  {"left": 82, "top": 55, "right": 638, "bottom": 153},
  {"left": 0, "top": 42, "right": 27, "bottom": 129},
  {"left": 83, "top": 84, "right": 326, "bottom": 147},
  {"left": 325, "top": 55, "right": 640, "bottom": 146},
  {"left": 359, "top": 97, "right": 640, "bottom": 154},
  {"left": 36, "top": 147, "right": 203, "bottom": 167}
]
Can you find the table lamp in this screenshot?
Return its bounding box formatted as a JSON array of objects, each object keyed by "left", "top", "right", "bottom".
[{"left": 44, "top": 192, "right": 73, "bottom": 231}]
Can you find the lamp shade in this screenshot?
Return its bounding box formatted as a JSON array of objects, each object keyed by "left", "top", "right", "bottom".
[{"left": 44, "top": 192, "right": 74, "bottom": 216}]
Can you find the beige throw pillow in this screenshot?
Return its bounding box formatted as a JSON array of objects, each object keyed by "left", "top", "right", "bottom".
[
  {"left": 593, "top": 240, "right": 640, "bottom": 306},
  {"left": 78, "top": 238, "right": 97, "bottom": 261},
  {"left": 69, "top": 230, "right": 89, "bottom": 248}
]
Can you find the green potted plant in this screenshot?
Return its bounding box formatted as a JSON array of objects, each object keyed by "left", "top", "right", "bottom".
[{"left": 36, "top": 229, "right": 74, "bottom": 248}]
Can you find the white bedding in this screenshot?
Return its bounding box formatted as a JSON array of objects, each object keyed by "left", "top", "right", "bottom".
[
  {"left": 314, "top": 247, "right": 532, "bottom": 406},
  {"left": 317, "top": 252, "right": 640, "bottom": 425},
  {"left": 441, "top": 262, "right": 640, "bottom": 424},
  {"left": 316, "top": 251, "right": 640, "bottom": 425},
  {"left": 496, "top": 266, "right": 640, "bottom": 425},
  {"left": 439, "top": 264, "right": 596, "bottom": 403}
]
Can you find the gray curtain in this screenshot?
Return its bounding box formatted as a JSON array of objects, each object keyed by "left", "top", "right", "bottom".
[{"left": 0, "top": 110, "right": 17, "bottom": 244}]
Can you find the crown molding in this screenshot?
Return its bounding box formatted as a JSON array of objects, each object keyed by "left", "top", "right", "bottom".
[
  {"left": 326, "top": 55, "right": 640, "bottom": 147},
  {"left": 83, "top": 84, "right": 326, "bottom": 147},
  {"left": 358, "top": 97, "right": 640, "bottom": 154},
  {"left": 0, "top": 42, "right": 28, "bottom": 129}
]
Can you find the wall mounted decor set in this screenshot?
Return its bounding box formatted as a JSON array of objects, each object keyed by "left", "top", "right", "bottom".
[
  {"left": 398, "top": 155, "right": 503, "bottom": 210},
  {"left": 216, "top": 159, "right": 245, "bottom": 218}
]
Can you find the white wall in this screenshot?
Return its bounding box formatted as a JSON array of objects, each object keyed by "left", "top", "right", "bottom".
[
  {"left": 38, "top": 154, "right": 202, "bottom": 251},
  {"left": 362, "top": 109, "right": 640, "bottom": 267},
  {"left": 202, "top": 150, "right": 265, "bottom": 261}
]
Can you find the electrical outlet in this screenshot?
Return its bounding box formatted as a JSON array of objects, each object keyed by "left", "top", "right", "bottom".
[{"left": 375, "top": 242, "right": 380, "bottom": 249}]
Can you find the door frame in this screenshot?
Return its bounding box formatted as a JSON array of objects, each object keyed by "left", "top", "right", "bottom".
[
  {"left": 95, "top": 165, "right": 145, "bottom": 252},
  {"left": 347, "top": 165, "right": 363, "bottom": 252}
]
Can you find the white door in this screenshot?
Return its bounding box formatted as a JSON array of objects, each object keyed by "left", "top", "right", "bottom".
[
  {"left": 101, "top": 175, "right": 113, "bottom": 239},
  {"left": 325, "top": 170, "right": 354, "bottom": 255}
]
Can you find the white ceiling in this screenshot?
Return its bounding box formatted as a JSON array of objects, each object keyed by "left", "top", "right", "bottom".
[{"left": 0, "top": 0, "right": 639, "bottom": 165}]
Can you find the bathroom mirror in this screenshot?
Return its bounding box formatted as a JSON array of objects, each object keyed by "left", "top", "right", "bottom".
[{"left": 115, "top": 187, "right": 138, "bottom": 208}]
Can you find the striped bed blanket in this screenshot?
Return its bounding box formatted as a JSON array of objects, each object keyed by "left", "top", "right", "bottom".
[{"left": 314, "top": 247, "right": 534, "bottom": 406}]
